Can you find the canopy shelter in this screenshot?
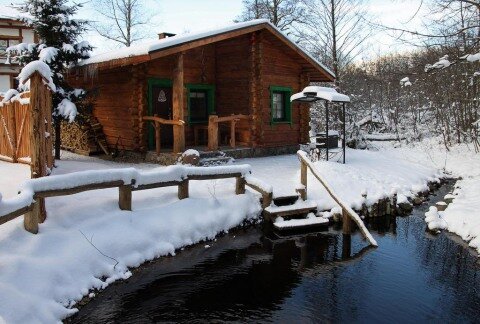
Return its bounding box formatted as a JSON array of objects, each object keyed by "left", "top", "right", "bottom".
[{"left": 291, "top": 86, "right": 350, "bottom": 164}]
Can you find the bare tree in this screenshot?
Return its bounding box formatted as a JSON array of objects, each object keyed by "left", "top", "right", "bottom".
[
  {"left": 295, "top": 0, "right": 373, "bottom": 87},
  {"left": 235, "top": 0, "right": 306, "bottom": 32},
  {"left": 92, "top": 0, "right": 154, "bottom": 47}
]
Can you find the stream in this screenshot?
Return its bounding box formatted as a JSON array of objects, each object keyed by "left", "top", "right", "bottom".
[{"left": 69, "top": 181, "right": 480, "bottom": 323}]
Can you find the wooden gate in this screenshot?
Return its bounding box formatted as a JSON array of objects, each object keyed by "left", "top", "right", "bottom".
[{"left": 0, "top": 76, "right": 53, "bottom": 169}]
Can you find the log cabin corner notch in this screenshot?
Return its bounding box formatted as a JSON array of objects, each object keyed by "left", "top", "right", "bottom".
[{"left": 69, "top": 19, "right": 335, "bottom": 159}]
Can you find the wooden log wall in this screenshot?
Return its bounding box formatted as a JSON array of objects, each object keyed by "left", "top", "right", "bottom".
[{"left": 260, "top": 31, "right": 306, "bottom": 147}]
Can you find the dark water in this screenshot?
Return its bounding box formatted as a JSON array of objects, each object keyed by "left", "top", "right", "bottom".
[{"left": 70, "top": 182, "right": 480, "bottom": 323}]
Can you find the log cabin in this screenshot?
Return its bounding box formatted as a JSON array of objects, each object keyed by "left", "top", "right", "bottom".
[{"left": 70, "top": 19, "right": 335, "bottom": 162}]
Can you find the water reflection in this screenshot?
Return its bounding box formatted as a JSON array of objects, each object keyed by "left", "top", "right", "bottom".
[{"left": 70, "top": 182, "right": 480, "bottom": 323}]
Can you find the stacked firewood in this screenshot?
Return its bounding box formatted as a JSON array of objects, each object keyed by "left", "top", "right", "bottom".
[{"left": 60, "top": 116, "right": 109, "bottom": 155}]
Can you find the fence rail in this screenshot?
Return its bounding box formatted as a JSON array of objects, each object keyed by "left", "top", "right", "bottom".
[{"left": 0, "top": 164, "right": 271, "bottom": 234}]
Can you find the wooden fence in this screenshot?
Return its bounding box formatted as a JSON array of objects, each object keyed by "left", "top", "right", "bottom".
[{"left": 0, "top": 164, "right": 272, "bottom": 234}]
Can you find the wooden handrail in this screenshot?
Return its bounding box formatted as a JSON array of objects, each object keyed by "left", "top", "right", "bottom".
[
  {"left": 297, "top": 151, "right": 377, "bottom": 247},
  {"left": 208, "top": 114, "right": 252, "bottom": 151},
  {"left": 142, "top": 116, "right": 185, "bottom": 126},
  {"left": 215, "top": 114, "right": 251, "bottom": 123},
  {"left": 142, "top": 115, "right": 185, "bottom": 154}
]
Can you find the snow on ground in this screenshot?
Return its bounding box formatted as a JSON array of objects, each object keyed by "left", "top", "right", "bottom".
[
  {"left": 0, "top": 145, "right": 449, "bottom": 322},
  {"left": 374, "top": 139, "right": 480, "bottom": 255},
  {"left": 238, "top": 148, "right": 441, "bottom": 211}
]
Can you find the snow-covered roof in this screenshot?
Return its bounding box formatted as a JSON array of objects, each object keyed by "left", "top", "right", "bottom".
[
  {"left": 291, "top": 86, "right": 350, "bottom": 103},
  {"left": 79, "top": 19, "right": 335, "bottom": 79},
  {"left": 0, "top": 6, "right": 30, "bottom": 20}
]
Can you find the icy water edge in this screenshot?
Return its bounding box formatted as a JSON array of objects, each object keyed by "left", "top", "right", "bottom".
[{"left": 69, "top": 181, "right": 480, "bottom": 323}]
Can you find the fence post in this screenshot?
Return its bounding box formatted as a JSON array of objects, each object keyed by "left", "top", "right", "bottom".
[
  {"left": 119, "top": 184, "right": 132, "bottom": 211},
  {"left": 235, "top": 176, "right": 246, "bottom": 195},
  {"left": 262, "top": 192, "right": 273, "bottom": 209},
  {"left": 28, "top": 72, "right": 49, "bottom": 225},
  {"left": 24, "top": 200, "right": 39, "bottom": 234},
  {"left": 178, "top": 179, "right": 189, "bottom": 199}
]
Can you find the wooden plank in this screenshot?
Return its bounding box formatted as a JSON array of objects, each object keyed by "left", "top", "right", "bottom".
[
  {"left": 133, "top": 181, "right": 183, "bottom": 191},
  {"left": 35, "top": 180, "right": 125, "bottom": 198},
  {"left": 188, "top": 172, "right": 242, "bottom": 180},
  {"left": 0, "top": 204, "right": 33, "bottom": 226}
]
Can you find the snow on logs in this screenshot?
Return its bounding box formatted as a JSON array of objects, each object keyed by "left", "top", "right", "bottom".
[{"left": 0, "top": 164, "right": 265, "bottom": 234}]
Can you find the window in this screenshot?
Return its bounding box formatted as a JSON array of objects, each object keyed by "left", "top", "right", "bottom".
[
  {"left": 0, "top": 39, "right": 20, "bottom": 58},
  {"left": 270, "top": 86, "right": 292, "bottom": 124},
  {"left": 186, "top": 84, "right": 215, "bottom": 124},
  {"left": 189, "top": 90, "right": 208, "bottom": 123}
]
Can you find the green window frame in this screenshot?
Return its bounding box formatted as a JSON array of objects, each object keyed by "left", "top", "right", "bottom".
[
  {"left": 270, "top": 86, "right": 292, "bottom": 124},
  {"left": 186, "top": 84, "right": 215, "bottom": 124}
]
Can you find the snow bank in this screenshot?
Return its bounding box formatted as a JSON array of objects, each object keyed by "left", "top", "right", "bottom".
[
  {"left": 0, "top": 160, "right": 261, "bottom": 323},
  {"left": 440, "top": 178, "right": 480, "bottom": 253},
  {"left": 18, "top": 61, "right": 56, "bottom": 92}
]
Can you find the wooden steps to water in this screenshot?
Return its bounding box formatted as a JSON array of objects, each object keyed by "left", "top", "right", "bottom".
[
  {"left": 273, "top": 215, "right": 329, "bottom": 230},
  {"left": 264, "top": 195, "right": 328, "bottom": 231}
]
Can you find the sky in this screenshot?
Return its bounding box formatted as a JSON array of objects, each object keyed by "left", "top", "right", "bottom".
[{"left": 0, "top": 0, "right": 427, "bottom": 59}]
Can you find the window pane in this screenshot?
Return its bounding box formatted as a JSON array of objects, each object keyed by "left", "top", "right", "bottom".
[
  {"left": 273, "top": 92, "right": 285, "bottom": 120},
  {"left": 0, "top": 40, "right": 7, "bottom": 57},
  {"left": 190, "top": 90, "right": 208, "bottom": 122}
]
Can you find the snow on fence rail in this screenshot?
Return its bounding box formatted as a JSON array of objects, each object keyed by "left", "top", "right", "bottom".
[
  {"left": 0, "top": 164, "right": 272, "bottom": 234},
  {"left": 297, "top": 150, "right": 378, "bottom": 246}
]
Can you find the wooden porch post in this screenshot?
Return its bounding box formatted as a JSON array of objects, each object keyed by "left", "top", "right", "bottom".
[
  {"left": 173, "top": 52, "right": 185, "bottom": 153},
  {"left": 208, "top": 115, "right": 219, "bottom": 151}
]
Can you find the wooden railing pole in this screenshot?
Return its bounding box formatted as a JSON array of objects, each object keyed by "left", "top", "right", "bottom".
[
  {"left": 342, "top": 208, "right": 352, "bottom": 234},
  {"left": 300, "top": 159, "right": 307, "bottom": 198},
  {"left": 119, "top": 184, "right": 132, "bottom": 211},
  {"left": 172, "top": 52, "right": 185, "bottom": 154},
  {"left": 154, "top": 114, "right": 161, "bottom": 155},
  {"left": 262, "top": 192, "right": 273, "bottom": 209},
  {"left": 24, "top": 199, "right": 39, "bottom": 234},
  {"left": 178, "top": 179, "right": 189, "bottom": 199},
  {"left": 208, "top": 115, "right": 219, "bottom": 151},
  {"left": 235, "top": 176, "right": 246, "bottom": 195},
  {"left": 230, "top": 120, "right": 236, "bottom": 148}
]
